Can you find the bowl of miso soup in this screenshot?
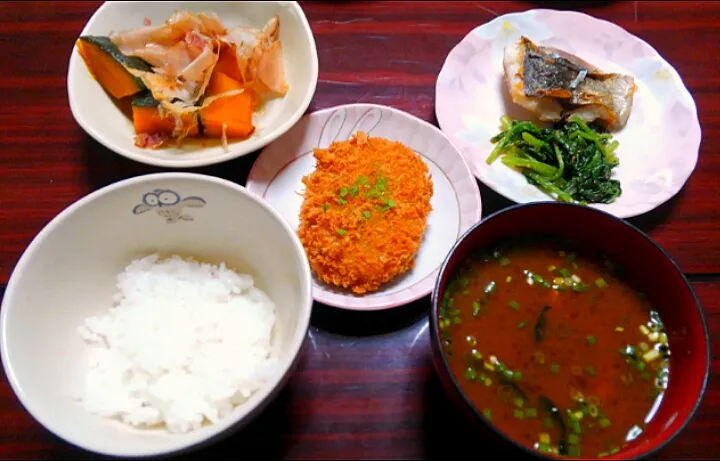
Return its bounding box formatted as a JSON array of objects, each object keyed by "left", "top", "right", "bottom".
[{"left": 430, "top": 202, "right": 710, "bottom": 459}]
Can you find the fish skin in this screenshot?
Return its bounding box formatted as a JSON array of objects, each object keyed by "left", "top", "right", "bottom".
[
  {"left": 503, "top": 42, "right": 564, "bottom": 123},
  {"left": 571, "top": 73, "right": 637, "bottom": 129},
  {"left": 504, "top": 36, "right": 637, "bottom": 130},
  {"left": 522, "top": 38, "right": 586, "bottom": 98}
]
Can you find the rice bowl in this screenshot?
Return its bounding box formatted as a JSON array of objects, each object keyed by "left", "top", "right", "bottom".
[{"left": 0, "top": 172, "right": 313, "bottom": 457}]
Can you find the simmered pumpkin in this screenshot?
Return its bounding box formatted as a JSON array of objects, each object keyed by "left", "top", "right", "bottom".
[
  {"left": 75, "top": 12, "right": 289, "bottom": 150},
  {"left": 132, "top": 92, "right": 199, "bottom": 136},
  {"left": 200, "top": 71, "right": 256, "bottom": 139},
  {"left": 77, "top": 36, "right": 152, "bottom": 100},
  {"left": 213, "top": 43, "right": 245, "bottom": 83}
]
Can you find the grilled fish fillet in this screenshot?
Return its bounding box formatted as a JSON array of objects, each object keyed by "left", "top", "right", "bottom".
[{"left": 503, "top": 36, "right": 637, "bottom": 130}]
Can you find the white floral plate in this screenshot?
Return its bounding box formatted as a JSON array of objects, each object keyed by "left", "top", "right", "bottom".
[
  {"left": 246, "top": 104, "right": 482, "bottom": 311},
  {"left": 435, "top": 9, "right": 701, "bottom": 218}
]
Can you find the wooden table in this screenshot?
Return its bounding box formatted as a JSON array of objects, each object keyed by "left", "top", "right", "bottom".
[{"left": 1, "top": 1, "right": 718, "bottom": 459}]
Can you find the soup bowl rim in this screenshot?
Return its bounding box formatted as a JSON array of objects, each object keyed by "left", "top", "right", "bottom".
[{"left": 429, "top": 201, "right": 711, "bottom": 459}]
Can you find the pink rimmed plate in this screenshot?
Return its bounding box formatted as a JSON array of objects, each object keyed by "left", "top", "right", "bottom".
[
  {"left": 246, "top": 104, "right": 482, "bottom": 311},
  {"left": 435, "top": 9, "right": 701, "bottom": 218}
]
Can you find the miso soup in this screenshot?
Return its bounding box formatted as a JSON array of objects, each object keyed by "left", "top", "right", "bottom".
[{"left": 438, "top": 238, "right": 670, "bottom": 458}]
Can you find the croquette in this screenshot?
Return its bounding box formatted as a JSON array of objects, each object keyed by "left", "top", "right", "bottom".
[{"left": 297, "top": 131, "right": 434, "bottom": 294}]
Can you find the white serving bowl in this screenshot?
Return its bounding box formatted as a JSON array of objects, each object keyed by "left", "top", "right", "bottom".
[
  {"left": 0, "top": 173, "right": 313, "bottom": 457},
  {"left": 67, "top": 1, "right": 319, "bottom": 168}
]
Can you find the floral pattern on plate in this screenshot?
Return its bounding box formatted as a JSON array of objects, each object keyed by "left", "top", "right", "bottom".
[{"left": 435, "top": 9, "right": 701, "bottom": 218}]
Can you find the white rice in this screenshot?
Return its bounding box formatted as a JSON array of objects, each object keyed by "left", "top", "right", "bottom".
[{"left": 76, "top": 253, "right": 278, "bottom": 434}]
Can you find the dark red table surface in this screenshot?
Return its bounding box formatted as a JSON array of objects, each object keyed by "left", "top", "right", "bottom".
[{"left": 0, "top": 1, "right": 718, "bottom": 459}]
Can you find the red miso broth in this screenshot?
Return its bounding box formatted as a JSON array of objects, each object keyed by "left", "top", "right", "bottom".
[{"left": 438, "top": 237, "right": 670, "bottom": 458}]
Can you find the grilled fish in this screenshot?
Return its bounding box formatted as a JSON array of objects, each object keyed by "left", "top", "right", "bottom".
[{"left": 503, "top": 36, "right": 637, "bottom": 130}]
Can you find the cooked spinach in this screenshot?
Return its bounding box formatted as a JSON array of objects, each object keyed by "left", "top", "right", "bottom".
[
  {"left": 535, "top": 305, "right": 552, "bottom": 344},
  {"left": 500, "top": 377, "right": 528, "bottom": 401},
  {"left": 487, "top": 115, "right": 622, "bottom": 204},
  {"left": 539, "top": 395, "right": 568, "bottom": 455}
]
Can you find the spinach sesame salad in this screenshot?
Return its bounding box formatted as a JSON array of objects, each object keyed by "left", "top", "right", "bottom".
[{"left": 438, "top": 237, "right": 670, "bottom": 458}]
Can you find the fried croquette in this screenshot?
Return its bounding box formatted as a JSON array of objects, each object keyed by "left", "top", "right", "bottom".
[{"left": 297, "top": 131, "right": 434, "bottom": 294}]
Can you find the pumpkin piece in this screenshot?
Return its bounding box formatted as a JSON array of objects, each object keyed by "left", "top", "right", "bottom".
[
  {"left": 76, "top": 36, "right": 152, "bottom": 100},
  {"left": 132, "top": 92, "right": 199, "bottom": 136},
  {"left": 200, "top": 72, "right": 257, "bottom": 139},
  {"left": 205, "top": 69, "right": 244, "bottom": 97},
  {"left": 213, "top": 43, "right": 245, "bottom": 83}
]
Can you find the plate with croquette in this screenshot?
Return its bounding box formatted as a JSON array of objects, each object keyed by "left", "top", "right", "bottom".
[{"left": 247, "top": 103, "right": 482, "bottom": 310}]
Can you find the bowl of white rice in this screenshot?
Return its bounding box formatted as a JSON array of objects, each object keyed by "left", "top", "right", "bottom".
[{"left": 0, "top": 172, "right": 313, "bottom": 457}]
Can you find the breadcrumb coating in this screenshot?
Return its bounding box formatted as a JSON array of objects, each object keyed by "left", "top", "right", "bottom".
[{"left": 297, "top": 132, "right": 433, "bottom": 294}]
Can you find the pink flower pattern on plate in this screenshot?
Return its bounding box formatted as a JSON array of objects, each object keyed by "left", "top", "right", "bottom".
[{"left": 435, "top": 9, "right": 701, "bottom": 219}]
